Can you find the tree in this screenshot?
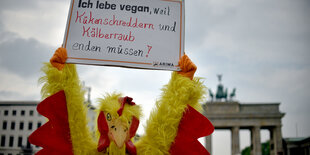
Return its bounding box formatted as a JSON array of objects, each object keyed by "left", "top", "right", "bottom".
[{"left": 241, "top": 141, "right": 270, "bottom": 155}]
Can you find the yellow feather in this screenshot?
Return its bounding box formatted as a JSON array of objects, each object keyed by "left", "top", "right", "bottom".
[
  {"left": 135, "top": 72, "right": 206, "bottom": 155},
  {"left": 39, "top": 62, "right": 205, "bottom": 155},
  {"left": 40, "top": 63, "right": 98, "bottom": 155}
]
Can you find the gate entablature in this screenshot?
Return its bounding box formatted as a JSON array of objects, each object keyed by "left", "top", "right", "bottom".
[{"left": 204, "top": 102, "right": 285, "bottom": 155}]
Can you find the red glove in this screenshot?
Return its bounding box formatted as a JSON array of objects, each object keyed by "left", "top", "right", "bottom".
[
  {"left": 50, "top": 47, "right": 68, "bottom": 70},
  {"left": 177, "top": 55, "right": 197, "bottom": 80}
]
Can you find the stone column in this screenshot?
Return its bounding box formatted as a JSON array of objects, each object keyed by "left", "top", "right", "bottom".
[
  {"left": 231, "top": 126, "right": 240, "bottom": 155},
  {"left": 251, "top": 126, "right": 261, "bottom": 155},
  {"left": 270, "top": 126, "right": 283, "bottom": 155},
  {"left": 205, "top": 135, "right": 212, "bottom": 154}
]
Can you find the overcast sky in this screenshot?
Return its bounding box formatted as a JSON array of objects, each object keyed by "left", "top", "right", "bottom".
[{"left": 0, "top": 0, "right": 309, "bottom": 154}]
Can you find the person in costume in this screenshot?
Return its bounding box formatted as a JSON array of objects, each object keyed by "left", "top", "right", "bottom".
[{"left": 29, "top": 47, "right": 214, "bottom": 155}]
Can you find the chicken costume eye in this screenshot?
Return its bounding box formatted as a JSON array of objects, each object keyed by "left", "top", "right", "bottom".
[{"left": 106, "top": 113, "right": 112, "bottom": 121}]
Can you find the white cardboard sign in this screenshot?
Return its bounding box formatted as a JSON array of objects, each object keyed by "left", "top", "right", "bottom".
[{"left": 63, "top": 0, "right": 185, "bottom": 71}]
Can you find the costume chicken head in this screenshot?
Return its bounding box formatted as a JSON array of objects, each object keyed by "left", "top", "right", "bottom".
[{"left": 97, "top": 94, "right": 141, "bottom": 155}]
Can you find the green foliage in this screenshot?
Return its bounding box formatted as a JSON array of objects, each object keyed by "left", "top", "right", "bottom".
[
  {"left": 241, "top": 141, "right": 270, "bottom": 155},
  {"left": 241, "top": 146, "right": 251, "bottom": 155},
  {"left": 262, "top": 141, "right": 270, "bottom": 155}
]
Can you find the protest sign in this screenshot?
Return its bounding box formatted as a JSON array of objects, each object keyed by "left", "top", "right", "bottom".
[{"left": 63, "top": 0, "right": 184, "bottom": 71}]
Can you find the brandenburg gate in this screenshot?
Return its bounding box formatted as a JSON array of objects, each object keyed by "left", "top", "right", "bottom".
[
  {"left": 204, "top": 102, "right": 285, "bottom": 155},
  {"left": 204, "top": 75, "right": 285, "bottom": 155}
]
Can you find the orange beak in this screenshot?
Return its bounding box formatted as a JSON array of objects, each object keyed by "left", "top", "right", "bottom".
[{"left": 108, "top": 119, "right": 129, "bottom": 148}]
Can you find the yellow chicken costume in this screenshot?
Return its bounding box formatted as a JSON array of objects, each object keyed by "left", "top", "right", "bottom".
[{"left": 29, "top": 47, "right": 214, "bottom": 155}]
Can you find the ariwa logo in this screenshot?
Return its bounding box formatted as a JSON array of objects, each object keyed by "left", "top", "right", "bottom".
[{"left": 153, "top": 61, "right": 174, "bottom": 67}]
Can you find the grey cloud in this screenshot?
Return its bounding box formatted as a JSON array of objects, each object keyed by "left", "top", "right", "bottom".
[
  {"left": 0, "top": 36, "right": 53, "bottom": 77},
  {"left": 0, "top": 0, "right": 66, "bottom": 12},
  {"left": 0, "top": 0, "right": 64, "bottom": 78},
  {"left": 185, "top": 0, "right": 310, "bottom": 59},
  {"left": 187, "top": 0, "right": 310, "bottom": 71},
  {"left": 184, "top": 0, "right": 310, "bottom": 140},
  {"left": 0, "top": 0, "right": 39, "bottom": 11},
  {"left": 0, "top": 90, "right": 16, "bottom": 99},
  {"left": 0, "top": 90, "right": 40, "bottom": 101}
]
